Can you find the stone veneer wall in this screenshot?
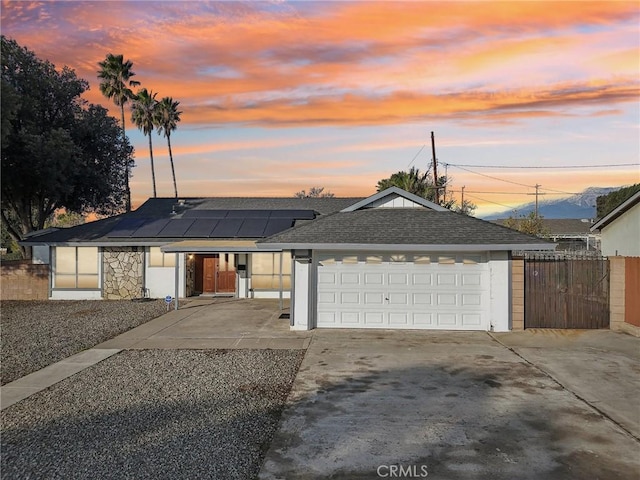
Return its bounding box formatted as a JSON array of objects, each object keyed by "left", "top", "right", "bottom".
[
  {"left": 185, "top": 254, "right": 196, "bottom": 297},
  {"left": 103, "top": 247, "right": 144, "bottom": 299}
]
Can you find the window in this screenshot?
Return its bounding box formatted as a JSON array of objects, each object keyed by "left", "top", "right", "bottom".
[
  {"left": 149, "top": 247, "right": 176, "bottom": 267},
  {"left": 252, "top": 252, "right": 291, "bottom": 290},
  {"left": 414, "top": 255, "right": 431, "bottom": 265},
  {"left": 438, "top": 256, "right": 456, "bottom": 264},
  {"left": 55, "top": 247, "right": 99, "bottom": 289},
  {"left": 463, "top": 255, "right": 482, "bottom": 265}
]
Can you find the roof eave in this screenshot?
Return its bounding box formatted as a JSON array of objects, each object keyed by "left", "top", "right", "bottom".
[
  {"left": 590, "top": 191, "right": 640, "bottom": 232},
  {"left": 257, "top": 242, "right": 556, "bottom": 252}
]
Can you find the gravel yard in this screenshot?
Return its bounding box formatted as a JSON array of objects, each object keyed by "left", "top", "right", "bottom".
[
  {"left": 2, "top": 349, "right": 305, "bottom": 480},
  {"left": 1, "top": 300, "right": 167, "bottom": 385}
]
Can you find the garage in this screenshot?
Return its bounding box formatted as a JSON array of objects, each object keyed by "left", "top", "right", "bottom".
[
  {"left": 316, "top": 253, "right": 489, "bottom": 330},
  {"left": 257, "top": 187, "right": 554, "bottom": 332}
]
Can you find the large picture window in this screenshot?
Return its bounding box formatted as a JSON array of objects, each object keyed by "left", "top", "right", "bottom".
[
  {"left": 251, "top": 252, "right": 291, "bottom": 290},
  {"left": 149, "top": 247, "right": 176, "bottom": 267},
  {"left": 55, "top": 247, "right": 99, "bottom": 289}
]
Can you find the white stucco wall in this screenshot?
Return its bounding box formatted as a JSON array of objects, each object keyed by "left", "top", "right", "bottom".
[
  {"left": 32, "top": 246, "right": 50, "bottom": 265},
  {"left": 145, "top": 253, "right": 186, "bottom": 298},
  {"left": 50, "top": 290, "right": 102, "bottom": 300},
  {"left": 600, "top": 202, "right": 640, "bottom": 257},
  {"left": 488, "top": 251, "right": 510, "bottom": 332}
]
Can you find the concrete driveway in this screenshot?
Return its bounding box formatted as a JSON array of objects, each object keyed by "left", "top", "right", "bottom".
[{"left": 260, "top": 329, "right": 640, "bottom": 480}]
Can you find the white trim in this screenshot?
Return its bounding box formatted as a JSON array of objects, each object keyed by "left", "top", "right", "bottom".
[{"left": 341, "top": 187, "right": 448, "bottom": 212}]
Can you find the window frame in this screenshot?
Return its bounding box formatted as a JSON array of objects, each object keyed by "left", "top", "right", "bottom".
[{"left": 53, "top": 246, "right": 101, "bottom": 290}]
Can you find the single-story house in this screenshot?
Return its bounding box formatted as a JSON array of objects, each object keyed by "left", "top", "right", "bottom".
[
  {"left": 493, "top": 218, "right": 600, "bottom": 252},
  {"left": 21, "top": 187, "right": 553, "bottom": 331},
  {"left": 590, "top": 191, "right": 640, "bottom": 257}
]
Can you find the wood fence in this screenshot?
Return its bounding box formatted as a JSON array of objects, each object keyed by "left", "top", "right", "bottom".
[{"left": 525, "top": 253, "right": 609, "bottom": 329}]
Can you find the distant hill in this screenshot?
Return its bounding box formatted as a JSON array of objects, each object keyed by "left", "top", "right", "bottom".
[{"left": 482, "top": 187, "right": 619, "bottom": 220}]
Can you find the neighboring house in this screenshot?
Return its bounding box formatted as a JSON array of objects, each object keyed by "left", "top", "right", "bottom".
[
  {"left": 492, "top": 218, "right": 599, "bottom": 252},
  {"left": 590, "top": 191, "right": 640, "bottom": 257},
  {"left": 21, "top": 187, "right": 553, "bottom": 331}
]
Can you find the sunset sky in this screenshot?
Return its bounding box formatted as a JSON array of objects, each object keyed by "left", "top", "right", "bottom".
[{"left": 2, "top": 0, "right": 639, "bottom": 216}]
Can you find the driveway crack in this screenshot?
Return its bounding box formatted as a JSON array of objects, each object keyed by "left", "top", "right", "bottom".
[{"left": 488, "top": 332, "right": 640, "bottom": 443}]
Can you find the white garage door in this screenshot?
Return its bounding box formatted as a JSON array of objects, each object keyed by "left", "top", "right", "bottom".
[{"left": 316, "top": 253, "right": 490, "bottom": 330}]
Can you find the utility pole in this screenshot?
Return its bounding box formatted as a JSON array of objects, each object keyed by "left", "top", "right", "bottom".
[
  {"left": 461, "top": 185, "right": 465, "bottom": 209},
  {"left": 431, "top": 131, "right": 439, "bottom": 204},
  {"left": 527, "top": 184, "right": 543, "bottom": 217}
]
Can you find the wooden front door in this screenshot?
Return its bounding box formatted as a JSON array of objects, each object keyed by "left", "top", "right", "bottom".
[
  {"left": 202, "top": 254, "right": 236, "bottom": 294},
  {"left": 203, "top": 257, "right": 217, "bottom": 293}
]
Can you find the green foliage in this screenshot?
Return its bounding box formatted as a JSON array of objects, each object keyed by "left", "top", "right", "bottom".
[
  {"left": 1, "top": 36, "right": 133, "bottom": 257},
  {"left": 376, "top": 167, "right": 476, "bottom": 215},
  {"left": 132, "top": 88, "right": 159, "bottom": 197},
  {"left": 596, "top": 184, "right": 640, "bottom": 219},
  {"left": 503, "top": 212, "right": 548, "bottom": 236},
  {"left": 294, "top": 187, "right": 335, "bottom": 198},
  {"left": 97, "top": 53, "right": 140, "bottom": 212},
  {"left": 156, "top": 97, "right": 182, "bottom": 198}
]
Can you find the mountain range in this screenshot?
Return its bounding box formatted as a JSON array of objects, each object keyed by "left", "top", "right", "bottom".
[{"left": 482, "top": 187, "right": 619, "bottom": 220}]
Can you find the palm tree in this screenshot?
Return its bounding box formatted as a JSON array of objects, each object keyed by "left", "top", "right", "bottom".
[
  {"left": 131, "top": 88, "right": 159, "bottom": 197},
  {"left": 376, "top": 167, "right": 435, "bottom": 200},
  {"left": 97, "top": 54, "right": 140, "bottom": 211},
  {"left": 155, "top": 97, "right": 182, "bottom": 198}
]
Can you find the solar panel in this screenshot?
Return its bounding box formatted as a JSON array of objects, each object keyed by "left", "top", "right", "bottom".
[
  {"left": 108, "top": 218, "right": 147, "bottom": 237},
  {"left": 182, "top": 210, "right": 229, "bottom": 218},
  {"left": 263, "top": 218, "right": 296, "bottom": 236},
  {"left": 225, "top": 210, "right": 272, "bottom": 219},
  {"left": 184, "top": 219, "right": 219, "bottom": 237},
  {"left": 237, "top": 218, "right": 268, "bottom": 237},
  {"left": 157, "top": 219, "right": 195, "bottom": 237},
  {"left": 269, "top": 209, "right": 315, "bottom": 220},
  {"left": 129, "top": 219, "right": 171, "bottom": 238},
  {"left": 210, "top": 218, "right": 243, "bottom": 237}
]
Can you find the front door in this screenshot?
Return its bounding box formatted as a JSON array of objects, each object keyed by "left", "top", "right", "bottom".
[
  {"left": 203, "top": 257, "right": 217, "bottom": 293},
  {"left": 201, "top": 254, "right": 236, "bottom": 294}
]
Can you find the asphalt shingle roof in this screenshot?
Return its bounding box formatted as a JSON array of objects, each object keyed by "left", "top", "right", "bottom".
[{"left": 260, "top": 208, "right": 552, "bottom": 247}]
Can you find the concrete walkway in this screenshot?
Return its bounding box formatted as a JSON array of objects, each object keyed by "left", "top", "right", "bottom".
[
  {"left": 1, "top": 349, "right": 121, "bottom": 410},
  {"left": 1, "top": 298, "right": 309, "bottom": 410}
]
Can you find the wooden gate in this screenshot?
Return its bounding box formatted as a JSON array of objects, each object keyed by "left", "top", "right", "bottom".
[{"left": 525, "top": 253, "right": 609, "bottom": 329}]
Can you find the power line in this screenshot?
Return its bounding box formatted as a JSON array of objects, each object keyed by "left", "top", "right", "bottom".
[
  {"left": 447, "top": 189, "right": 574, "bottom": 195},
  {"left": 464, "top": 193, "right": 516, "bottom": 210},
  {"left": 445, "top": 162, "right": 639, "bottom": 169},
  {"left": 446, "top": 164, "right": 534, "bottom": 188},
  {"left": 407, "top": 144, "right": 426, "bottom": 168}
]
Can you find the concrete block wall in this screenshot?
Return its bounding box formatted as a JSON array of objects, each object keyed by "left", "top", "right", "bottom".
[
  {"left": 511, "top": 258, "right": 525, "bottom": 331},
  {"left": 609, "top": 256, "right": 640, "bottom": 337},
  {"left": 0, "top": 262, "right": 49, "bottom": 300}
]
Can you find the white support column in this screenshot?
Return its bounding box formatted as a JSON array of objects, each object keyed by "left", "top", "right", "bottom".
[
  {"left": 292, "top": 257, "right": 311, "bottom": 330},
  {"left": 174, "top": 253, "right": 179, "bottom": 310}
]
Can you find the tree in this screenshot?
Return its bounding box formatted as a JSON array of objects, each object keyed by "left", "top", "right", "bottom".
[
  {"left": 97, "top": 53, "right": 140, "bottom": 212},
  {"left": 294, "top": 186, "right": 335, "bottom": 198},
  {"left": 377, "top": 167, "right": 435, "bottom": 199},
  {"left": 503, "top": 211, "right": 548, "bottom": 236},
  {"left": 1, "top": 36, "right": 133, "bottom": 257},
  {"left": 131, "top": 88, "right": 159, "bottom": 197},
  {"left": 596, "top": 184, "right": 640, "bottom": 219},
  {"left": 375, "top": 167, "right": 476, "bottom": 214},
  {"left": 156, "top": 97, "right": 182, "bottom": 198}
]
